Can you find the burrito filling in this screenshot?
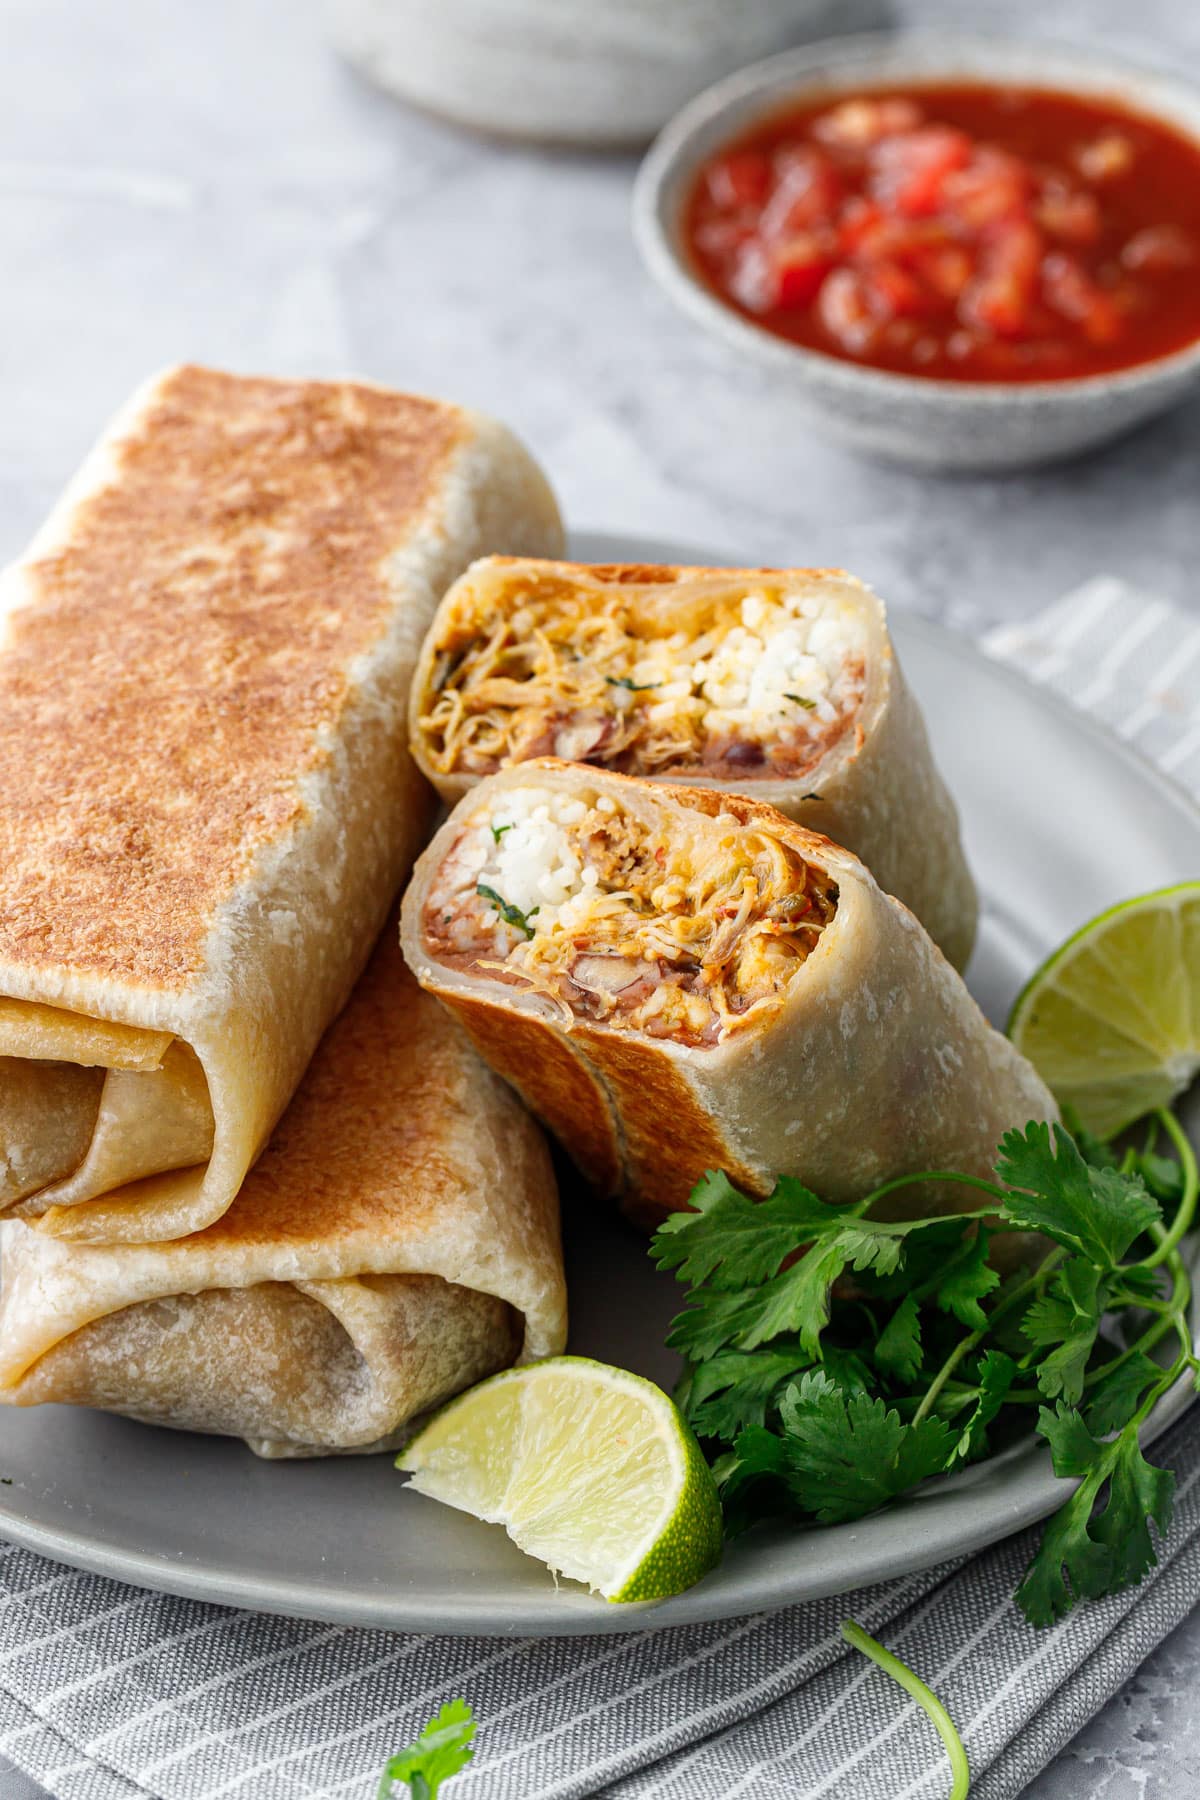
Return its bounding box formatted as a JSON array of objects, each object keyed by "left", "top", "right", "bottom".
[
  {"left": 420, "top": 575, "right": 866, "bottom": 782},
  {"left": 423, "top": 784, "right": 837, "bottom": 1047}
]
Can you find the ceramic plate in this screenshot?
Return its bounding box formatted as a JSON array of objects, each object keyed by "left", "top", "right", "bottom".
[{"left": 2, "top": 531, "right": 1197, "bottom": 1638}]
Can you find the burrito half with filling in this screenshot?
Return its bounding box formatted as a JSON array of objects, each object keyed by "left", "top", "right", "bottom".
[
  {"left": 400, "top": 760, "right": 1054, "bottom": 1232},
  {"left": 0, "top": 926, "right": 565, "bottom": 1456},
  {"left": 0, "top": 365, "right": 562, "bottom": 1244},
  {"left": 409, "top": 559, "right": 976, "bottom": 968}
]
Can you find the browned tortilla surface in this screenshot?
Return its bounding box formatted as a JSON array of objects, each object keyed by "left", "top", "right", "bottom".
[{"left": 0, "top": 365, "right": 465, "bottom": 989}]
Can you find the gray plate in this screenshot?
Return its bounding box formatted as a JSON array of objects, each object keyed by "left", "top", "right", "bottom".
[{"left": 2, "top": 530, "right": 1198, "bottom": 1638}]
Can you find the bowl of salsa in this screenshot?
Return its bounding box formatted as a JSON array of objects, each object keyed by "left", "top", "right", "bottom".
[{"left": 633, "top": 34, "right": 1200, "bottom": 469}]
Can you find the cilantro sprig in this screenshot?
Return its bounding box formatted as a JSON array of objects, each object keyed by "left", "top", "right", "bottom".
[
  {"left": 651, "top": 1111, "right": 1200, "bottom": 1626},
  {"left": 377, "top": 1699, "right": 475, "bottom": 1800}
]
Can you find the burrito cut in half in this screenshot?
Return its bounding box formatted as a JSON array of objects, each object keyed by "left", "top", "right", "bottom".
[
  {"left": 410, "top": 558, "right": 977, "bottom": 969},
  {"left": 0, "top": 926, "right": 565, "bottom": 1456},
  {"left": 401, "top": 760, "right": 1055, "bottom": 1232},
  {"left": 0, "top": 365, "right": 562, "bottom": 1244}
]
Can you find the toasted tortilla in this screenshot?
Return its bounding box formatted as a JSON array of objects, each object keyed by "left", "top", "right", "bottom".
[
  {"left": 401, "top": 760, "right": 1055, "bottom": 1231},
  {"left": 409, "top": 559, "right": 977, "bottom": 969},
  {"left": 0, "top": 927, "right": 565, "bottom": 1456},
  {"left": 0, "top": 366, "right": 562, "bottom": 1243}
]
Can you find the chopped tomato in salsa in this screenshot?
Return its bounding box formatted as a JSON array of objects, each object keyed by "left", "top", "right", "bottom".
[{"left": 685, "top": 84, "right": 1200, "bottom": 381}]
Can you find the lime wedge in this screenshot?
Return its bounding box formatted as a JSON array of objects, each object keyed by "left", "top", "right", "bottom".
[
  {"left": 1009, "top": 882, "right": 1200, "bottom": 1137},
  {"left": 397, "top": 1356, "right": 723, "bottom": 1602}
]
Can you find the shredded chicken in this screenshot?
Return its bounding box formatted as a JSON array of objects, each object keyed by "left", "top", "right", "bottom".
[
  {"left": 423, "top": 786, "right": 837, "bottom": 1048},
  {"left": 419, "top": 573, "right": 866, "bottom": 784}
]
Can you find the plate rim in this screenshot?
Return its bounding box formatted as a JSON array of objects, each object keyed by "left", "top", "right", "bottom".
[{"left": 2, "top": 527, "right": 1198, "bottom": 1636}]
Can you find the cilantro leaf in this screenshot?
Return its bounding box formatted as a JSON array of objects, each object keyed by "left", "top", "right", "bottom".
[
  {"left": 1084, "top": 1350, "right": 1165, "bottom": 1436},
  {"left": 820, "top": 1345, "right": 876, "bottom": 1399},
  {"left": 652, "top": 1171, "right": 855, "bottom": 1291},
  {"left": 997, "top": 1122, "right": 1161, "bottom": 1266},
  {"left": 605, "top": 674, "right": 660, "bottom": 692},
  {"left": 475, "top": 884, "right": 538, "bottom": 939},
  {"left": 1021, "top": 1259, "right": 1103, "bottom": 1405},
  {"left": 754, "top": 1371, "right": 956, "bottom": 1524},
  {"left": 934, "top": 1227, "right": 1001, "bottom": 1330},
  {"left": 681, "top": 1343, "right": 815, "bottom": 1439},
  {"left": 1132, "top": 1149, "right": 1186, "bottom": 1208},
  {"left": 948, "top": 1350, "right": 1016, "bottom": 1466},
  {"left": 1096, "top": 1431, "right": 1175, "bottom": 1593},
  {"left": 861, "top": 1219, "right": 969, "bottom": 1301},
  {"left": 378, "top": 1699, "right": 476, "bottom": 1800},
  {"left": 874, "top": 1294, "right": 923, "bottom": 1384},
  {"left": 1061, "top": 1108, "right": 1119, "bottom": 1171},
  {"left": 1016, "top": 1408, "right": 1175, "bottom": 1626}
]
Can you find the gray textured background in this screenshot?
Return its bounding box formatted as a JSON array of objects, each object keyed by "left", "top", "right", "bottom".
[{"left": 2, "top": 0, "right": 1199, "bottom": 1794}]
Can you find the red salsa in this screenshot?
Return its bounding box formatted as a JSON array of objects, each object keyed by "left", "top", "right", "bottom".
[{"left": 685, "top": 83, "right": 1200, "bottom": 381}]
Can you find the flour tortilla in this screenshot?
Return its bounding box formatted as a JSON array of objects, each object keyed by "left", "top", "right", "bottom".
[
  {"left": 0, "top": 365, "right": 562, "bottom": 1243},
  {"left": 401, "top": 761, "right": 1054, "bottom": 1232},
  {"left": 0, "top": 928, "right": 565, "bottom": 1456}
]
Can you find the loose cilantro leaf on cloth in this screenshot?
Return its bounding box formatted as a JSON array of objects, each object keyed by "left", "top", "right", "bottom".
[
  {"left": 652, "top": 1113, "right": 1200, "bottom": 1628},
  {"left": 377, "top": 1699, "right": 475, "bottom": 1800}
]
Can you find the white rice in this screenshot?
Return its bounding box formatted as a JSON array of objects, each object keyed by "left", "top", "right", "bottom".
[
  {"left": 624, "top": 588, "right": 863, "bottom": 735},
  {"left": 442, "top": 785, "right": 604, "bottom": 937}
]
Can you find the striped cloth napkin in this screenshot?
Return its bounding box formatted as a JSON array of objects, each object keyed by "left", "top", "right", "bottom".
[{"left": 2, "top": 577, "right": 1199, "bottom": 1800}]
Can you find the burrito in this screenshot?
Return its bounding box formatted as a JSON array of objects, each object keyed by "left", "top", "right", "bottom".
[
  {"left": 0, "top": 926, "right": 565, "bottom": 1456},
  {"left": 0, "top": 365, "right": 562, "bottom": 1244},
  {"left": 409, "top": 558, "right": 977, "bottom": 969},
  {"left": 400, "top": 760, "right": 1055, "bottom": 1232}
]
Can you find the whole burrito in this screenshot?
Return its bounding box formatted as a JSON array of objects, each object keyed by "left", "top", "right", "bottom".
[
  {"left": 0, "top": 926, "right": 565, "bottom": 1456},
  {"left": 0, "top": 365, "right": 562, "bottom": 1244},
  {"left": 409, "top": 558, "right": 976, "bottom": 968},
  {"left": 400, "top": 760, "right": 1055, "bottom": 1232}
]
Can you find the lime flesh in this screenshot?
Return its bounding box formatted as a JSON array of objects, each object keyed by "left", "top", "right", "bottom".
[
  {"left": 397, "top": 1356, "right": 723, "bottom": 1603},
  {"left": 1009, "top": 882, "right": 1200, "bottom": 1137}
]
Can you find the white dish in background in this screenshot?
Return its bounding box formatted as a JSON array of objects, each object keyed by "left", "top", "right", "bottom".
[
  {"left": 328, "top": 0, "right": 888, "bottom": 149},
  {"left": 633, "top": 33, "right": 1200, "bottom": 470},
  {"left": 1, "top": 529, "right": 1197, "bottom": 1637}
]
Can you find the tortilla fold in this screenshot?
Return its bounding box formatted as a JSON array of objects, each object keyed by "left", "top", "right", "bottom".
[
  {"left": 400, "top": 760, "right": 1055, "bottom": 1232},
  {"left": 0, "top": 927, "right": 565, "bottom": 1456},
  {"left": 409, "top": 559, "right": 976, "bottom": 968},
  {"left": 0, "top": 365, "right": 562, "bottom": 1243}
]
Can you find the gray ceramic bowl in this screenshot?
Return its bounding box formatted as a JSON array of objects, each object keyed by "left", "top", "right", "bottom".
[{"left": 633, "top": 33, "right": 1200, "bottom": 471}]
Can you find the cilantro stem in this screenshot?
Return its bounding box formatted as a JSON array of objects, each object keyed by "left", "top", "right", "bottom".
[
  {"left": 857, "top": 1170, "right": 1011, "bottom": 1213},
  {"left": 1140, "top": 1109, "right": 1199, "bottom": 1270},
  {"left": 911, "top": 1251, "right": 1063, "bottom": 1428},
  {"left": 841, "top": 1620, "right": 970, "bottom": 1800}
]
